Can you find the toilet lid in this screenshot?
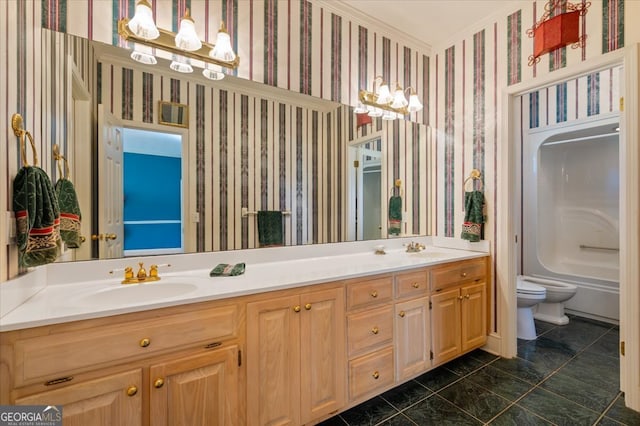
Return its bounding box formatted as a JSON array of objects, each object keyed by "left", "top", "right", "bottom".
[{"left": 517, "top": 280, "right": 546, "bottom": 295}]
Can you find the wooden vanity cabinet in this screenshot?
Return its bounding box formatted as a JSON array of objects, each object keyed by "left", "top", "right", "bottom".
[
  {"left": 246, "top": 284, "right": 345, "bottom": 426},
  {"left": 0, "top": 300, "right": 242, "bottom": 426}
]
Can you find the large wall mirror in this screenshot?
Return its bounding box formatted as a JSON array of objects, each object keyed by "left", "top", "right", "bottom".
[{"left": 46, "top": 29, "right": 434, "bottom": 263}]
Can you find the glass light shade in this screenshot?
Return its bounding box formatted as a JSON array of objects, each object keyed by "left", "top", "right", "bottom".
[
  {"left": 174, "top": 10, "right": 202, "bottom": 51},
  {"left": 169, "top": 59, "right": 193, "bottom": 73},
  {"left": 353, "top": 101, "right": 367, "bottom": 114},
  {"left": 127, "top": 0, "right": 159, "bottom": 40},
  {"left": 376, "top": 84, "right": 392, "bottom": 104},
  {"left": 407, "top": 94, "right": 423, "bottom": 112},
  {"left": 368, "top": 107, "right": 383, "bottom": 117},
  {"left": 210, "top": 25, "right": 236, "bottom": 62},
  {"left": 203, "top": 67, "right": 225, "bottom": 80},
  {"left": 391, "top": 86, "right": 408, "bottom": 109},
  {"left": 130, "top": 46, "right": 157, "bottom": 65}
]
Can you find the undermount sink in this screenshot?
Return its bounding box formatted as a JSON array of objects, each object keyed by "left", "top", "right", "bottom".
[{"left": 76, "top": 282, "right": 198, "bottom": 306}]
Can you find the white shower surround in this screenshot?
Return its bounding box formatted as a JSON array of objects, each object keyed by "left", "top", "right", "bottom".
[{"left": 523, "top": 116, "right": 620, "bottom": 322}]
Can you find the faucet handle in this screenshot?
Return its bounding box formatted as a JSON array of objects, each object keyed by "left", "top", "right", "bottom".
[
  {"left": 148, "top": 263, "right": 171, "bottom": 281},
  {"left": 136, "top": 262, "right": 147, "bottom": 279}
]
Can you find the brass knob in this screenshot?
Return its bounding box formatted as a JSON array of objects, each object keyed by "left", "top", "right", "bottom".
[
  {"left": 371, "top": 326, "right": 379, "bottom": 335},
  {"left": 458, "top": 295, "right": 464, "bottom": 300},
  {"left": 305, "top": 303, "right": 312, "bottom": 310},
  {"left": 126, "top": 385, "right": 138, "bottom": 397},
  {"left": 80, "top": 236, "right": 86, "bottom": 243},
  {"left": 399, "top": 311, "right": 405, "bottom": 318},
  {"left": 370, "top": 291, "right": 378, "bottom": 298},
  {"left": 465, "top": 294, "right": 470, "bottom": 299},
  {"left": 461, "top": 272, "right": 467, "bottom": 278},
  {"left": 139, "top": 338, "right": 151, "bottom": 347},
  {"left": 412, "top": 282, "right": 420, "bottom": 288},
  {"left": 105, "top": 233, "right": 117, "bottom": 240},
  {"left": 372, "top": 371, "right": 380, "bottom": 379},
  {"left": 91, "top": 234, "right": 103, "bottom": 241},
  {"left": 293, "top": 306, "right": 301, "bottom": 313},
  {"left": 154, "top": 378, "right": 165, "bottom": 388}
]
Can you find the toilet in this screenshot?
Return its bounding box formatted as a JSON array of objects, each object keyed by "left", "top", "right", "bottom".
[
  {"left": 524, "top": 276, "right": 578, "bottom": 325},
  {"left": 517, "top": 276, "right": 547, "bottom": 340}
]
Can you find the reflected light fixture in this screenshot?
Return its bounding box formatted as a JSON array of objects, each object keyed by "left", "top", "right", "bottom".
[
  {"left": 356, "top": 76, "right": 423, "bottom": 120},
  {"left": 118, "top": 0, "right": 239, "bottom": 73}
]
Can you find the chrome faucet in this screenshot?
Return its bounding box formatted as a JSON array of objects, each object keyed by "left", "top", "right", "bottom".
[{"left": 405, "top": 242, "right": 425, "bottom": 253}]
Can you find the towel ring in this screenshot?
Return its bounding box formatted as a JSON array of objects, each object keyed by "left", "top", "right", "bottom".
[
  {"left": 12, "top": 113, "right": 38, "bottom": 168},
  {"left": 463, "top": 169, "right": 483, "bottom": 191},
  {"left": 53, "top": 144, "right": 71, "bottom": 180}
]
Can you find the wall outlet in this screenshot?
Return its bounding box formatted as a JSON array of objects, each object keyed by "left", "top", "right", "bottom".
[
  {"left": 5, "top": 211, "right": 16, "bottom": 245},
  {"left": 191, "top": 212, "right": 200, "bottom": 223}
]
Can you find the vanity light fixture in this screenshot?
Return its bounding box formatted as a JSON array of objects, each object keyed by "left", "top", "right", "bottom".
[
  {"left": 118, "top": 0, "right": 239, "bottom": 73},
  {"left": 356, "top": 76, "right": 423, "bottom": 120}
]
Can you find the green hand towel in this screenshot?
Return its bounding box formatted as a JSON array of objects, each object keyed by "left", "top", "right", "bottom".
[
  {"left": 210, "top": 263, "right": 246, "bottom": 276},
  {"left": 258, "top": 211, "right": 284, "bottom": 247},
  {"left": 13, "top": 166, "right": 61, "bottom": 267},
  {"left": 461, "top": 190, "right": 485, "bottom": 242},
  {"left": 388, "top": 195, "right": 402, "bottom": 236},
  {"left": 55, "top": 178, "right": 82, "bottom": 248}
]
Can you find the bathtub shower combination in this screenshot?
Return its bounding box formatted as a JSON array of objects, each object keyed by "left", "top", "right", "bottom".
[{"left": 522, "top": 117, "right": 620, "bottom": 329}]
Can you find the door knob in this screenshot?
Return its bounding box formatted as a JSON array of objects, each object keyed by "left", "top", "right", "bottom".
[
  {"left": 126, "top": 385, "right": 138, "bottom": 397},
  {"left": 154, "top": 378, "right": 165, "bottom": 388},
  {"left": 105, "top": 233, "right": 117, "bottom": 240},
  {"left": 293, "top": 306, "right": 301, "bottom": 313},
  {"left": 304, "top": 303, "right": 312, "bottom": 310}
]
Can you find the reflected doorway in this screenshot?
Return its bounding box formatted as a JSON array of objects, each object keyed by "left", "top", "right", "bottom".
[{"left": 348, "top": 138, "right": 383, "bottom": 241}]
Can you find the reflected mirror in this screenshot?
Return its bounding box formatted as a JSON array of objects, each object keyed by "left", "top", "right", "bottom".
[{"left": 45, "top": 29, "right": 433, "bottom": 262}]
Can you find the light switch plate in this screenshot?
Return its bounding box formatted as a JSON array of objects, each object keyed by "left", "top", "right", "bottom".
[{"left": 5, "top": 211, "right": 16, "bottom": 244}]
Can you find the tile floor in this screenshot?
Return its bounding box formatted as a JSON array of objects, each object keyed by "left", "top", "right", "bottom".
[{"left": 320, "top": 315, "right": 640, "bottom": 426}]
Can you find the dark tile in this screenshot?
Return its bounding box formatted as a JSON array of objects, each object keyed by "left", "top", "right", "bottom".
[
  {"left": 491, "top": 356, "right": 553, "bottom": 385},
  {"left": 603, "top": 394, "right": 640, "bottom": 425},
  {"left": 317, "top": 415, "right": 348, "bottom": 426},
  {"left": 377, "top": 413, "right": 417, "bottom": 426},
  {"left": 466, "top": 364, "right": 533, "bottom": 401},
  {"left": 339, "top": 396, "right": 398, "bottom": 426},
  {"left": 489, "top": 404, "right": 553, "bottom": 426},
  {"left": 438, "top": 378, "right": 510, "bottom": 422},
  {"left": 414, "top": 366, "right": 461, "bottom": 391},
  {"left": 380, "top": 380, "right": 431, "bottom": 410},
  {"left": 517, "top": 336, "right": 576, "bottom": 371},
  {"left": 443, "top": 352, "right": 486, "bottom": 376},
  {"left": 566, "top": 314, "right": 616, "bottom": 329},
  {"left": 403, "top": 394, "right": 482, "bottom": 425},
  {"left": 561, "top": 351, "right": 620, "bottom": 393},
  {"left": 597, "top": 417, "right": 624, "bottom": 425},
  {"left": 518, "top": 387, "right": 600, "bottom": 426},
  {"left": 586, "top": 329, "right": 620, "bottom": 359},
  {"left": 540, "top": 371, "right": 619, "bottom": 412},
  {"left": 467, "top": 348, "right": 500, "bottom": 364},
  {"left": 542, "top": 317, "right": 612, "bottom": 352},
  {"left": 534, "top": 319, "right": 557, "bottom": 336}
]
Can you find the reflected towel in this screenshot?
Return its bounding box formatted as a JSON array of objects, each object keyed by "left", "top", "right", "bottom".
[
  {"left": 388, "top": 195, "right": 402, "bottom": 236},
  {"left": 461, "top": 190, "right": 485, "bottom": 242},
  {"left": 13, "top": 166, "right": 61, "bottom": 267},
  {"left": 258, "top": 211, "right": 284, "bottom": 247},
  {"left": 55, "top": 178, "right": 82, "bottom": 248}
]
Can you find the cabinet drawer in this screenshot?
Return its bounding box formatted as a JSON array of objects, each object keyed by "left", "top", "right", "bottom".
[
  {"left": 346, "top": 275, "right": 393, "bottom": 311},
  {"left": 348, "top": 346, "right": 394, "bottom": 401},
  {"left": 347, "top": 305, "right": 393, "bottom": 357},
  {"left": 431, "top": 259, "right": 486, "bottom": 291},
  {"left": 14, "top": 304, "right": 239, "bottom": 386},
  {"left": 395, "top": 270, "right": 429, "bottom": 299}
]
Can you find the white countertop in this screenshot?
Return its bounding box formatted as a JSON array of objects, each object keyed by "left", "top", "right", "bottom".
[{"left": 0, "top": 237, "right": 489, "bottom": 332}]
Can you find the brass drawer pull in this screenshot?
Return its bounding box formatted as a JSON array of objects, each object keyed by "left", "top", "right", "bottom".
[
  {"left": 305, "top": 303, "right": 312, "bottom": 310},
  {"left": 370, "top": 291, "right": 378, "bottom": 298},
  {"left": 372, "top": 371, "right": 380, "bottom": 379},
  {"left": 126, "top": 385, "right": 138, "bottom": 397},
  {"left": 154, "top": 378, "right": 165, "bottom": 388},
  {"left": 412, "top": 282, "right": 420, "bottom": 288},
  {"left": 139, "top": 338, "right": 151, "bottom": 348},
  {"left": 371, "top": 326, "right": 379, "bottom": 335},
  {"left": 399, "top": 311, "right": 406, "bottom": 318},
  {"left": 293, "top": 305, "right": 301, "bottom": 312},
  {"left": 461, "top": 272, "right": 467, "bottom": 278}
]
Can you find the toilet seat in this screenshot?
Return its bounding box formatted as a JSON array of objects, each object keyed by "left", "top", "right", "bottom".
[{"left": 517, "top": 280, "right": 546, "bottom": 295}]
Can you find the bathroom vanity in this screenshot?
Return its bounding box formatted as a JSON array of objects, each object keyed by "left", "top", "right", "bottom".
[{"left": 0, "top": 242, "right": 490, "bottom": 425}]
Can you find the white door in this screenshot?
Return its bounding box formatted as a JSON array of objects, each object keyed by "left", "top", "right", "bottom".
[{"left": 97, "top": 105, "right": 124, "bottom": 259}]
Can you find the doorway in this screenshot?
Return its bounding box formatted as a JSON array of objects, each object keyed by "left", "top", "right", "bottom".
[{"left": 347, "top": 137, "right": 383, "bottom": 241}]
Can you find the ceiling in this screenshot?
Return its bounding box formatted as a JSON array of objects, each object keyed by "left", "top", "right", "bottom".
[{"left": 339, "top": 0, "right": 530, "bottom": 49}]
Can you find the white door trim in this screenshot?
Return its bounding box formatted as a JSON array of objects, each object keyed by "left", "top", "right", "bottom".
[{"left": 498, "top": 46, "right": 638, "bottom": 412}]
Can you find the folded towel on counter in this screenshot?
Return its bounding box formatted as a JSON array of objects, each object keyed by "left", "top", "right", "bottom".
[
  {"left": 13, "top": 166, "right": 61, "bottom": 267},
  {"left": 388, "top": 195, "right": 402, "bottom": 236},
  {"left": 257, "top": 210, "right": 284, "bottom": 247},
  {"left": 55, "top": 178, "right": 82, "bottom": 248},
  {"left": 210, "top": 263, "right": 246, "bottom": 277},
  {"left": 461, "top": 190, "right": 485, "bottom": 242}
]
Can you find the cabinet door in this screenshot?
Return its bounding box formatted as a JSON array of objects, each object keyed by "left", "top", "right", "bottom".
[
  {"left": 300, "top": 287, "right": 346, "bottom": 424},
  {"left": 16, "top": 369, "right": 142, "bottom": 426},
  {"left": 395, "top": 296, "right": 430, "bottom": 381},
  {"left": 430, "top": 288, "right": 462, "bottom": 366},
  {"left": 247, "top": 295, "right": 301, "bottom": 426},
  {"left": 461, "top": 281, "right": 487, "bottom": 351},
  {"left": 149, "top": 346, "right": 238, "bottom": 426}
]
